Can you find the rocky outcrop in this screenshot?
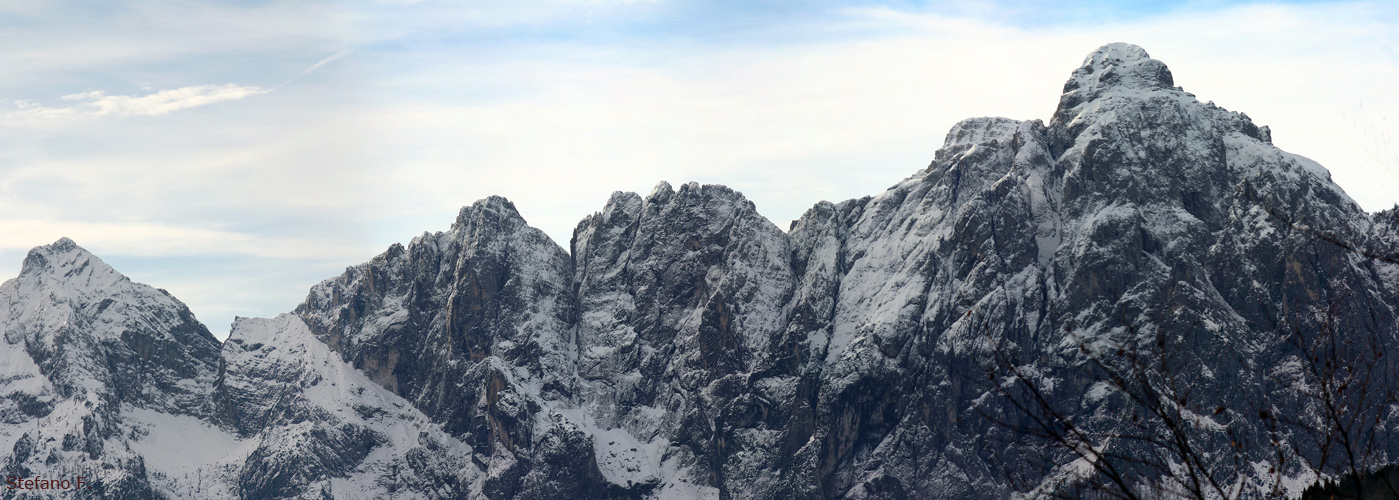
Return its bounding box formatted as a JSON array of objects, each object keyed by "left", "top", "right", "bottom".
[
  {"left": 569, "top": 182, "right": 798, "bottom": 498},
  {"left": 291, "top": 196, "right": 601, "bottom": 499}
]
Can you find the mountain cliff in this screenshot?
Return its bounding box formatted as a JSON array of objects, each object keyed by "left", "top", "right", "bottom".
[{"left": 2, "top": 43, "right": 1396, "bottom": 499}]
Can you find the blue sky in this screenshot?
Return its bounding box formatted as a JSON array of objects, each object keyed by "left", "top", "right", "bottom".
[{"left": 2, "top": 0, "right": 1396, "bottom": 338}]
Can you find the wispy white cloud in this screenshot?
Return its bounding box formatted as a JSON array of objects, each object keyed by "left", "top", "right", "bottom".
[
  {"left": 8, "top": 84, "right": 269, "bottom": 121},
  {"left": 292, "top": 50, "right": 352, "bottom": 82}
]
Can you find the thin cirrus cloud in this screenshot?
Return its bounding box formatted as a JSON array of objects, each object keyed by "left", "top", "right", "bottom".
[
  {"left": 8, "top": 84, "right": 269, "bottom": 120},
  {"left": 289, "top": 50, "right": 351, "bottom": 83}
]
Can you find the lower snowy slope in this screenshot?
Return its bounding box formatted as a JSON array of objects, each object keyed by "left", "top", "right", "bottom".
[{"left": 213, "top": 314, "right": 480, "bottom": 500}]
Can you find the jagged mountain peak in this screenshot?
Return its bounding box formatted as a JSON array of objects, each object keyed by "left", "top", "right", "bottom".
[
  {"left": 453, "top": 194, "right": 526, "bottom": 231},
  {"left": 1, "top": 235, "right": 221, "bottom": 406},
  {"left": 1084, "top": 41, "right": 1151, "bottom": 62},
  {"left": 8, "top": 238, "right": 210, "bottom": 340},
  {"left": 1052, "top": 43, "right": 1190, "bottom": 148},
  {"left": 1050, "top": 43, "right": 1276, "bottom": 153},
  {"left": 1064, "top": 42, "right": 1174, "bottom": 94},
  {"left": 6, "top": 238, "right": 223, "bottom": 380},
  {"left": 18, "top": 237, "right": 126, "bottom": 292},
  {"left": 648, "top": 180, "right": 674, "bottom": 200}
]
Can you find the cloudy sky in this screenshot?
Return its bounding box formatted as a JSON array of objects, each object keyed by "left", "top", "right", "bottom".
[{"left": 2, "top": 0, "right": 1396, "bottom": 339}]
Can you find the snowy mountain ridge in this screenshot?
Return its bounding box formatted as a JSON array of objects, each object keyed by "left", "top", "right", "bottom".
[{"left": 3, "top": 43, "right": 1398, "bottom": 499}]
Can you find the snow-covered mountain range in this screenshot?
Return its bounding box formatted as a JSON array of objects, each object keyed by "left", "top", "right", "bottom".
[{"left": 3, "top": 43, "right": 1397, "bottom": 499}]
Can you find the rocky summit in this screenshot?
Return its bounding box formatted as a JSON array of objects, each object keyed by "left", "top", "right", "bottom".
[{"left": 2, "top": 43, "right": 1397, "bottom": 499}]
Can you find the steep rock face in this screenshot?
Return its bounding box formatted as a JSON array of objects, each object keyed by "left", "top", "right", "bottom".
[
  {"left": 570, "top": 182, "right": 797, "bottom": 498},
  {"left": 1370, "top": 207, "right": 1399, "bottom": 295},
  {"left": 770, "top": 115, "right": 1054, "bottom": 499},
  {"left": 0, "top": 238, "right": 223, "bottom": 498},
  {"left": 296, "top": 196, "right": 575, "bottom": 405},
  {"left": 292, "top": 196, "right": 612, "bottom": 499}
]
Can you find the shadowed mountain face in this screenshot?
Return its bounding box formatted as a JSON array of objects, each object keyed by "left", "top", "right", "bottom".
[{"left": 2, "top": 43, "right": 1397, "bottom": 499}]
